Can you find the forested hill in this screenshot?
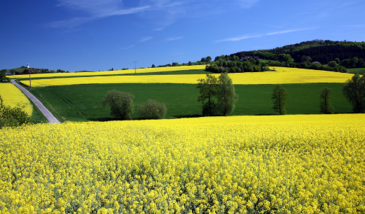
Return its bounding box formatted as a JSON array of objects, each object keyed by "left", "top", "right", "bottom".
[{"left": 230, "top": 40, "right": 365, "bottom": 64}]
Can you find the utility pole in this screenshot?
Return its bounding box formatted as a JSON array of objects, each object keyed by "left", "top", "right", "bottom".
[
  {"left": 172, "top": 60, "right": 174, "bottom": 66},
  {"left": 133, "top": 61, "right": 137, "bottom": 74},
  {"left": 27, "top": 64, "right": 31, "bottom": 88}
]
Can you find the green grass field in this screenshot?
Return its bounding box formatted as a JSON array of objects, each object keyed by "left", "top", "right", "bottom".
[
  {"left": 348, "top": 68, "right": 365, "bottom": 75},
  {"left": 28, "top": 83, "right": 352, "bottom": 122}
]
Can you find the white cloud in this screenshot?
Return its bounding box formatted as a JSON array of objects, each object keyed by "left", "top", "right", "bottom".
[
  {"left": 235, "top": 0, "right": 259, "bottom": 9},
  {"left": 340, "top": 24, "right": 365, "bottom": 28},
  {"left": 266, "top": 28, "right": 312, "bottom": 36},
  {"left": 48, "top": 17, "right": 95, "bottom": 28},
  {"left": 215, "top": 34, "right": 262, "bottom": 42},
  {"left": 120, "top": 45, "right": 134, "bottom": 50},
  {"left": 139, "top": 37, "right": 153, "bottom": 42},
  {"left": 51, "top": 0, "right": 260, "bottom": 28},
  {"left": 50, "top": 0, "right": 150, "bottom": 27},
  {"left": 166, "top": 37, "right": 183, "bottom": 42},
  {"left": 215, "top": 28, "right": 316, "bottom": 43}
]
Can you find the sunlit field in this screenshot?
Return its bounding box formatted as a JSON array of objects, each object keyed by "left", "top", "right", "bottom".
[
  {"left": 0, "top": 83, "right": 32, "bottom": 115},
  {"left": 8, "top": 65, "right": 207, "bottom": 79},
  {"left": 1, "top": 114, "right": 364, "bottom": 213},
  {"left": 19, "top": 67, "right": 354, "bottom": 87}
]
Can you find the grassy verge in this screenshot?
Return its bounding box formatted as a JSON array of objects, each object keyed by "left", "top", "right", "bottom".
[
  {"left": 29, "top": 100, "right": 48, "bottom": 124},
  {"left": 348, "top": 68, "right": 365, "bottom": 75},
  {"left": 29, "top": 83, "right": 352, "bottom": 122}
]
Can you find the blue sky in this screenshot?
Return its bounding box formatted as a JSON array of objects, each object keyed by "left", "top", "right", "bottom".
[{"left": 1, "top": 0, "right": 364, "bottom": 72}]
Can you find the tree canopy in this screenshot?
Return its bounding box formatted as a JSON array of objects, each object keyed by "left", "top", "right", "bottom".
[
  {"left": 272, "top": 85, "right": 290, "bottom": 115},
  {"left": 102, "top": 90, "right": 135, "bottom": 120},
  {"left": 197, "top": 74, "right": 219, "bottom": 116},
  {"left": 320, "top": 87, "right": 335, "bottom": 114},
  {"left": 343, "top": 74, "right": 365, "bottom": 113},
  {"left": 217, "top": 73, "right": 238, "bottom": 116}
]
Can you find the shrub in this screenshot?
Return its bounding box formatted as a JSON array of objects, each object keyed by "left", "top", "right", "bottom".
[
  {"left": 0, "top": 96, "right": 31, "bottom": 128},
  {"left": 139, "top": 99, "right": 167, "bottom": 119},
  {"left": 102, "top": 90, "right": 134, "bottom": 120}
]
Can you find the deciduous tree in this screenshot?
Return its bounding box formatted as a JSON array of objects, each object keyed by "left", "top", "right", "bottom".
[
  {"left": 272, "top": 85, "right": 290, "bottom": 115},
  {"left": 217, "top": 73, "right": 238, "bottom": 116},
  {"left": 197, "top": 74, "right": 219, "bottom": 116},
  {"left": 320, "top": 87, "right": 335, "bottom": 114},
  {"left": 343, "top": 74, "right": 365, "bottom": 113}
]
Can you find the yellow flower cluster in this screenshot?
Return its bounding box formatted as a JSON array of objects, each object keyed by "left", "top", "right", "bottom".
[
  {"left": 0, "top": 83, "right": 32, "bottom": 115},
  {"left": 1, "top": 114, "right": 365, "bottom": 213},
  {"left": 8, "top": 65, "right": 207, "bottom": 79},
  {"left": 19, "top": 67, "right": 353, "bottom": 87}
]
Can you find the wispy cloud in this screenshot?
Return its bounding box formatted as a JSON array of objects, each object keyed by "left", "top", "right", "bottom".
[
  {"left": 215, "top": 28, "right": 316, "bottom": 43},
  {"left": 340, "top": 24, "right": 365, "bottom": 28},
  {"left": 49, "top": 0, "right": 150, "bottom": 28},
  {"left": 266, "top": 28, "right": 312, "bottom": 36},
  {"left": 141, "top": 0, "right": 260, "bottom": 31},
  {"left": 235, "top": 0, "right": 259, "bottom": 9},
  {"left": 139, "top": 37, "right": 153, "bottom": 42},
  {"left": 50, "top": 0, "right": 261, "bottom": 29},
  {"left": 48, "top": 17, "right": 95, "bottom": 28},
  {"left": 120, "top": 45, "right": 134, "bottom": 50},
  {"left": 166, "top": 37, "right": 184, "bottom": 42},
  {"left": 216, "top": 34, "right": 262, "bottom": 42}
]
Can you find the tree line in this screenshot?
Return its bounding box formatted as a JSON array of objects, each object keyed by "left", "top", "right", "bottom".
[
  {"left": 197, "top": 73, "right": 365, "bottom": 116},
  {"left": 230, "top": 40, "right": 365, "bottom": 65},
  {"left": 272, "top": 73, "right": 365, "bottom": 114},
  {"left": 2, "top": 67, "right": 69, "bottom": 75},
  {"left": 206, "top": 58, "right": 270, "bottom": 73}
]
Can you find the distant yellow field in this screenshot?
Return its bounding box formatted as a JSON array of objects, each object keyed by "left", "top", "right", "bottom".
[
  {"left": 8, "top": 65, "right": 207, "bottom": 79},
  {"left": 0, "top": 83, "right": 32, "bottom": 115},
  {"left": 1, "top": 114, "right": 365, "bottom": 213},
  {"left": 20, "top": 67, "right": 354, "bottom": 87}
]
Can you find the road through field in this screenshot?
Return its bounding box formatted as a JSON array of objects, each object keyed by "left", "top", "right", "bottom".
[{"left": 11, "top": 79, "right": 60, "bottom": 124}]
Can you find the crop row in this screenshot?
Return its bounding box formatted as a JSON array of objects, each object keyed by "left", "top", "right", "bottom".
[
  {"left": 8, "top": 65, "right": 207, "bottom": 80},
  {"left": 0, "top": 83, "right": 32, "bottom": 115},
  {"left": 19, "top": 67, "right": 353, "bottom": 87}
]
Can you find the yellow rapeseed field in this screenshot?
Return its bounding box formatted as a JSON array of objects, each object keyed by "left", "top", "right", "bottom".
[
  {"left": 8, "top": 65, "right": 207, "bottom": 79},
  {"left": 0, "top": 83, "right": 32, "bottom": 115},
  {"left": 1, "top": 114, "right": 365, "bottom": 213},
  {"left": 20, "top": 67, "right": 354, "bottom": 87}
]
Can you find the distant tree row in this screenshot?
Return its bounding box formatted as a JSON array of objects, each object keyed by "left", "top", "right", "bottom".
[
  {"left": 266, "top": 60, "right": 348, "bottom": 73},
  {"left": 206, "top": 59, "right": 270, "bottom": 73},
  {"left": 2, "top": 67, "right": 69, "bottom": 75},
  {"left": 152, "top": 60, "right": 209, "bottom": 68},
  {"left": 206, "top": 57, "right": 348, "bottom": 73}
]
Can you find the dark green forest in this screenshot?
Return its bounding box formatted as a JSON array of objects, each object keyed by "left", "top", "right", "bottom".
[
  {"left": 205, "top": 40, "right": 365, "bottom": 74},
  {"left": 228, "top": 40, "right": 365, "bottom": 66}
]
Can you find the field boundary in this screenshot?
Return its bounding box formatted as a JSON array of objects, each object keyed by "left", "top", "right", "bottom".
[{"left": 11, "top": 79, "right": 61, "bottom": 124}]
